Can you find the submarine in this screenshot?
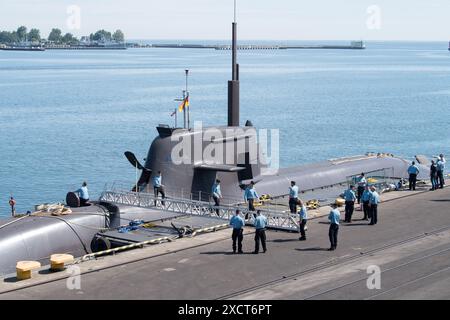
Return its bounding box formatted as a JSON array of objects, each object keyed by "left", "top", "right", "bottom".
[{"left": 0, "top": 14, "right": 430, "bottom": 277}]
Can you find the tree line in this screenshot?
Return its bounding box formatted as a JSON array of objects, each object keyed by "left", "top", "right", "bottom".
[{"left": 0, "top": 26, "right": 125, "bottom": 44}]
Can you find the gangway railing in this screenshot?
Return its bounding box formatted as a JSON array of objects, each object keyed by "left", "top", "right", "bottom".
[
  {"left": 99, "top": 190, "right": 299, "bottom": 232},
  {"left": 103, "top": 181, "right": 244, "bottom": 205}
]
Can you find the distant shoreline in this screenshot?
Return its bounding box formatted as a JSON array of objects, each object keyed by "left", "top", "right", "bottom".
[{"left": 0, "top": 40, "right": 365, "bottom": 51}]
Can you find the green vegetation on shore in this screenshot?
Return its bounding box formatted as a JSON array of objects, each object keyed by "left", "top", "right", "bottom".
[{"left": 0, "top": 26, "right": 125, "bottom": 44}]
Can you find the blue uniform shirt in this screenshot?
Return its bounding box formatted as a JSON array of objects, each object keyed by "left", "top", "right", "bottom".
[
  {"left": 328, "top": 209, "right": 340, "bottom": 225},
  {"left": 254, "top": 215, "right": 267, "bottom": 229},
  {"left": 357, "top": 176, "right": 367, "bottom": 187},
  {"left": 298, "top": 205, "right": 308, "bottom": 220},
  {"left": 437, "top": 159, "right": 446, "bottom": 171},
  {"left": 244, "top": 187, "right": 259, "bottom": 201},
  {"left": 370, "top": 191, "right": 380, "bottom": 205},
  {"left": 230, "top": 215, "right": 245, "bottom": 229},
  {"left": 361, "top": 189, "right": 372, "bottom": 202},
  {"left": 152, "top": 175, "right": 162, "bottom": 188},
  {"left": 75, "top": 186, "right": 89, "bottom": 200},
  {"left": 289, "top": 185, "right": 299, "bottom": 198},
  {"left": 407, "top": 165, "right": 419, "bottom": 175},
  {"left": 212, "top": 183, "right": 221, "bottom": 198},
  {"left": 344, "top": 189, "right": 357, "bottom": 202}
]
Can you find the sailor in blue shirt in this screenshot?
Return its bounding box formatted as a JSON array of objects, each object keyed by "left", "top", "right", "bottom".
[
  {"left": 211, "top": 179, "right": 222, "bottom": 216},
  {"left": 361, "top": 185, "right": 372, "bottom": 221},
  {"left": 328, "top": 204, "right": 340, "bottom": 251},
  {"left": 229, "top": 210, "right": 245, "bottom": 254},
  {"left": 407, "top": 161, "right": 420, "bottom": 191},
  {"left": 152, "top": 171, "right": 165, "bottom": 205},
  {"left": 253, "top": 210, "right": 267, "bottom": 254},
  {"left": 436, "top": 154, "right": 446, "bottom": 189},
  {"left": 343, "top": 185, "right": 357, "bottom": 223},
  {"left": 74, "top": 181, "right": 90, "bottom": 206},
  {"left": 430, "top": 160, "right": 438, "bottom": 191},
  {"left": 244, "top": 181, "right": 259, "bottom": 214},
  {"left": 356, "top": 173, "right": 367, "bottom": 205},
  {"left": 297, "top": 200, "right": 308, "bottom": 241},
  {"left": 369, "top": 186, "right": 381, "bottom": 225},
  {"left": 289, "top": 181, "right": 299, "bottom": 213}
]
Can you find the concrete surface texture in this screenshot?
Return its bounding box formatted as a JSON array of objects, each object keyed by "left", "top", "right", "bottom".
[{"left": 1, "top": 186, "right": 449, "bottom": 300}]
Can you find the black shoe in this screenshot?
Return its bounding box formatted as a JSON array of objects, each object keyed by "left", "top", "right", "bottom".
[
  {"left": 369, "top": 223, "right": 374, "bottom": 225},
  {"left": 327, "top": 247, "right": 335, "bottom": 251},
  {"left": 299, "top": 237, "right": 306, "bottom": 241},
  {"left": 238, "top": 250, "right": 243, "bottom": 254},
  {"left": 252, "top": 251, "right": 259, "bottom": 254},
  {"left": 263, "top": 249, "right": 267, "bottom": 253},
  {"left": 232, "top": 251, "right": 236, "bottom": 254}
]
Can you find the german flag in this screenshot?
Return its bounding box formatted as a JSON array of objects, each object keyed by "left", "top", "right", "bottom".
[{"left": 178, "top": 96, "right": 189, "bottom": 112}]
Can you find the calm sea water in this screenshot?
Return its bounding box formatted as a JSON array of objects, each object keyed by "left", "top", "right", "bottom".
[{"left": 1, "top": 41, "right": 450, "bottom": 216}]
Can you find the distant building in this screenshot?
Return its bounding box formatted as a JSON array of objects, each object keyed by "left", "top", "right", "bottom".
[{"left": 351, "top": 41, "right": 365, "bottom": 49}]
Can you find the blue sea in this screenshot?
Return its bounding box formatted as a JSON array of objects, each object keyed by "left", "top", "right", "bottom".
[{"left": 1, "top": 41, "right": 450, "bottom": 216}]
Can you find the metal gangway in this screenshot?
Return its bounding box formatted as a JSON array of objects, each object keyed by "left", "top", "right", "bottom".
[{"left": 99, "top": 190, "right": 300, "bottom": 232}]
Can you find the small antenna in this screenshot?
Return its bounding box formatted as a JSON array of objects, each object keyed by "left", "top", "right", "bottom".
[
  {"left": 185, "top": 69, "right": 190, "bottom": 130},
  {"left": 174, "top": 70, "right": 190, "bottom": 129}
]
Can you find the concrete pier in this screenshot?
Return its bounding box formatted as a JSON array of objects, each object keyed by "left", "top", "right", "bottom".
[
  {"left": 146, "top": 41, "right": 365, "bottom": 51},
  {"left": 1, "top": 185, "right": 449, "bottom": 299}
]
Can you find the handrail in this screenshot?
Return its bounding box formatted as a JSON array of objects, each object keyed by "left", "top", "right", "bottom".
[{"left": 99, "top": 190, "right": 299, "bottom": 232}]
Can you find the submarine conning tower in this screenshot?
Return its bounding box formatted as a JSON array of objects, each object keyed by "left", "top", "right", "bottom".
[{"left": 135, "top": 6, "right": 261, "bottom": 201}]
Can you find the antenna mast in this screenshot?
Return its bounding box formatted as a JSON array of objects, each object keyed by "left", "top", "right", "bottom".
[{"left": 228, "top": 0, "right": 240, "bottom": 127}]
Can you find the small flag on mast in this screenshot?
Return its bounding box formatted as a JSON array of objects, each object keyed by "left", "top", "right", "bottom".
[{"left": 178, "top": 96, "right": 189, "bottom": 112}]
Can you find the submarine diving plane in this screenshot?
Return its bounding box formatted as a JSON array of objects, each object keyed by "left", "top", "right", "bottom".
[{"left": 0, "top": 12, "right": 429, "bottom": 276}]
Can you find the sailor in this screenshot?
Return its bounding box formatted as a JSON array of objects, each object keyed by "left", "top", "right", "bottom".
[
  {"left": 74, "top": 182, "right": 90, "bottom": 206},
  {"left": 328, "top": 204, "right": 340, "bottom": 251},
  {"left": 211, "top": 179, "right": 222, "bottom": 215},
  {"left": 152, "top": 171, "right": 165, "bottom": 205},
  {"left": 430, "top": 160, "right": 438, "bottom": 191},
  {"left": 361, "top": 185, "right": 372, "bottom": 221},
  {"left": 368, "top": 186, "right": 380, "bottom": 225},
  {"left": 229, "top": 210, "right": 245, "bottom": 254},
  {"left": 253, "top": 210, "right": 267, "bottom": 254},
  {"left": 396, "top": 179, "right": 403, "bottom": 191},
  {"left": 289, "top": 181, "right": 299, "bottom": 213},
  {"left": 436, "top": 154, "right": 446, "bottom": 189},
  {"left": 356, "top": 173, "right": 367, "bottom": 205},
  {"left": 407, "top": 161, "right": 420, "bottom": 191},
  {"left": 297, "top": 199, "right": 308, "bottom": 241},
  {"left": 343, "top": 185, "right": 357, "bottom": 223},
  {"left": 244, "top": 181, "right": 259, "bottom": 213},
  {"left": 9, "top": 197, "right": 16, "bottom": 217}
]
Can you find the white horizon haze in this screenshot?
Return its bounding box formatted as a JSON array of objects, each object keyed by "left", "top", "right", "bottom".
[{"left": 1, "top": 0, "right": 450, "bottom": 41}]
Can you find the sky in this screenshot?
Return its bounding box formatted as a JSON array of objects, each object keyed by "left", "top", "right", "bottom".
[{"left": 1, "top": 0, "right": 450, "bottom": 41}]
